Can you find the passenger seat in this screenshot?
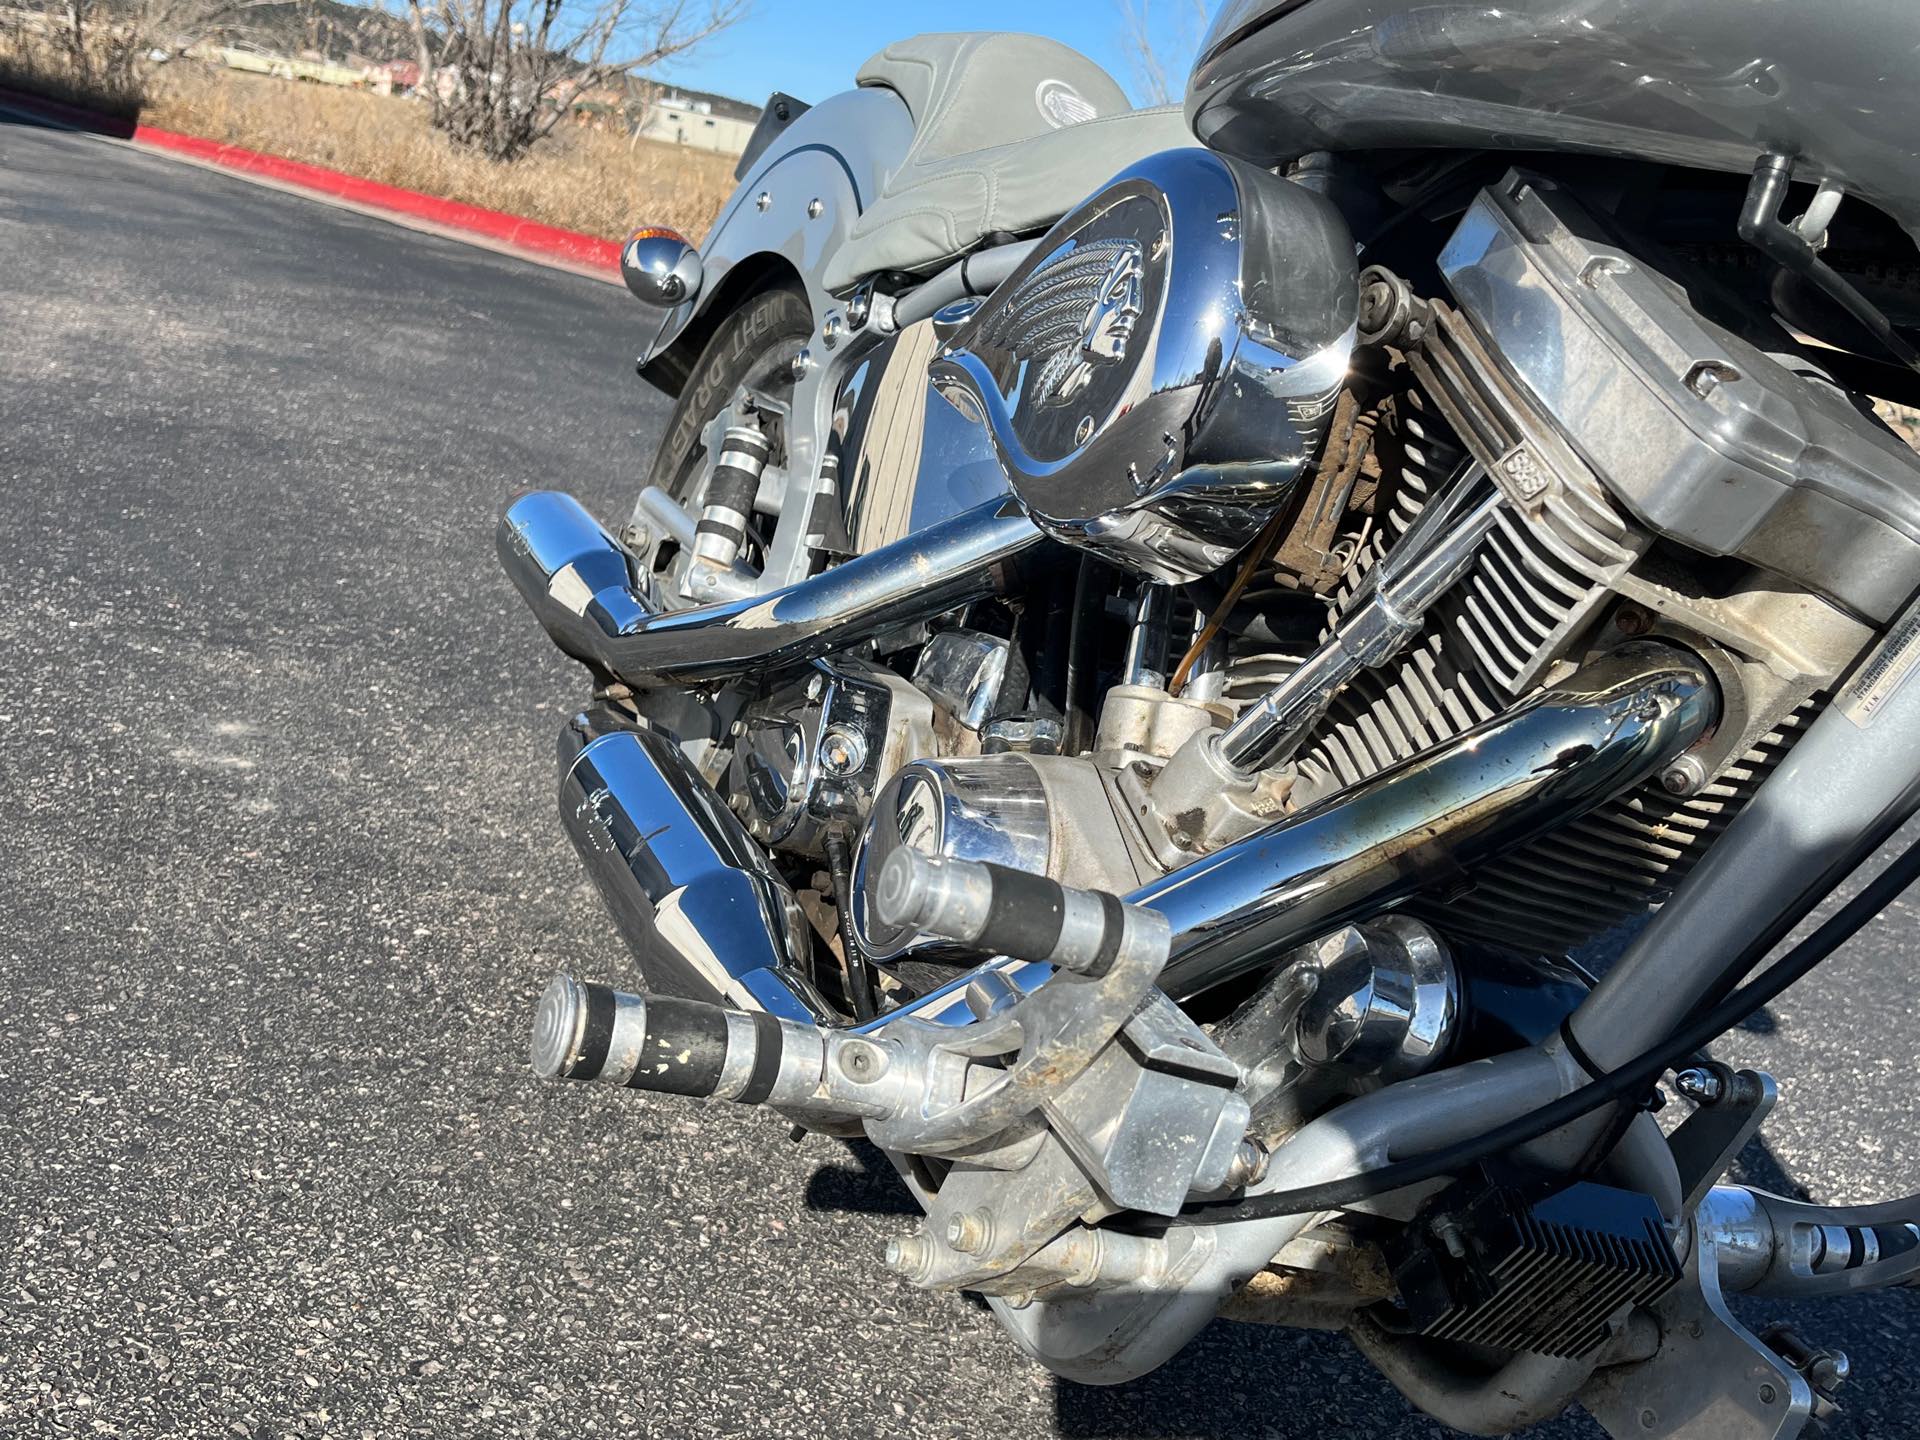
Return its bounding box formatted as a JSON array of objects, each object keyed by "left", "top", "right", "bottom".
[{"left": 823, "top": 32, "right": 1194, "bottom": 293}]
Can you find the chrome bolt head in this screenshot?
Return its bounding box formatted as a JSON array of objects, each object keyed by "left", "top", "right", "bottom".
[
  {"left": 755, "top": 191, "right": 772, "bottom": 212},
  {"left": 1810, "top": 1350, "right": 1850, "bottom": 1391},
  {"left": 806, "top": 197, "right": 823, "bottom": 219},
  {"left": 789, "top": 347, "right": 813, "bottom": 381},
  {"left": 1225, "top": 1139, "right": 1268, "bottom": 1189},
  {"left": 884, "top": 1234, "right": 930, "bottom": 1280},
  {"left": 1674, "top": 1066, "right": 1727, "bottom": 1105},
  {"left": 821, "top": 312, "right": 844, "bottom": 350},
  {"left": 836, "top": 1038, "right": 889, "bottom": 1082}
]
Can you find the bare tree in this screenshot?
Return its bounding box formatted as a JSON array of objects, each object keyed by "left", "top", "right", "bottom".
[
  {"left": 1117, "top": 0, "right": 1211, "bottom": 106},
  {"left": 402, "top": 0, "right": 745, "bottom": 162},
  {"left": 25, "top": 0, "right": 277, "bottom": 108}
]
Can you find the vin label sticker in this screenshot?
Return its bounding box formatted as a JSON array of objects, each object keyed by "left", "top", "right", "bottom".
[{"left": 1840, "top": 608, "right": 1920, "bottom": 726}]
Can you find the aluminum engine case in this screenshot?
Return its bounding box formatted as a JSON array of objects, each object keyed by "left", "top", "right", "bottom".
[{"left": 1441, "top": 172, "right": 1920, "bottom": 622}]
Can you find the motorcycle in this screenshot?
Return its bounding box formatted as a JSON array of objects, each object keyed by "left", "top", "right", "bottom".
[{"left": 497, "top": 9, "right": 1920, "bottom": 1435}]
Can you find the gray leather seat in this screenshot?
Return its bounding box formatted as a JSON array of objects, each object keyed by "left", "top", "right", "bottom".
[{"left": 823, "top": 33, "right": 1195, "bottom": 292}]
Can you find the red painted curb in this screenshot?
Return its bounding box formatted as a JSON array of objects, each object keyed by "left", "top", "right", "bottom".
[{"left": 0, "top": 84, "right": 621, "bottom": 274}]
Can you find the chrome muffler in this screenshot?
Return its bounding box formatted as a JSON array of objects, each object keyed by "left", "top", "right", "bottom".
[
  {"left": 498, "top": 490, "right": 1041, "bottom": 687},
  {"left": 557, "top": 716, "right": 832, "bottom": 1022}
]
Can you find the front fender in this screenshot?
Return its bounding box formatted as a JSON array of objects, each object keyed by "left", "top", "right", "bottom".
[{"left": 638, "top": 86, "right": 914, "bottom": 395}]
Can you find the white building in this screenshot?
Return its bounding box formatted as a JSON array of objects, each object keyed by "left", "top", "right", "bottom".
[{"left": 632, "top": 87, "right": 760, "bottom": 156}]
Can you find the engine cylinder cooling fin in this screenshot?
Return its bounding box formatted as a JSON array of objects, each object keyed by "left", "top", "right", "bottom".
[
  {"left": 1234, "top": 320, "right": 1828, "bottom": 958},
  {"left": 1432, "top": 702, "right": 1818, "bottom": 954}
]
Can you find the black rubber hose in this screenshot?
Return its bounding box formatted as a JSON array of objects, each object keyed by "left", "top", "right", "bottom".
[
  {"left": 1185, "top": 831, "right": 1920, "bottom": 1225},
  {"left": 1739, "top": 154, "right": 1920, "bottom": 375},
  {"left": 824, "top": 826, "right": 878, "bottom": 1022}
]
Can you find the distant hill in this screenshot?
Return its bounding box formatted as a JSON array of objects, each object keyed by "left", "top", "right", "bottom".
[{"left": 222, "top": 0, "right": 420, "bottom": 64}]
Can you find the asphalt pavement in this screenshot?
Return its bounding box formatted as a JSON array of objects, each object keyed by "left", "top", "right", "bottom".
[{"left": 1, "top": 112, "right": 1916, "bottom": 1440}]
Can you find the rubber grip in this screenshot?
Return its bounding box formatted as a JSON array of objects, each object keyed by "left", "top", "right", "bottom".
[
  {"left": 624, "top": 995, "right": 732, "bottom": 1097},
  {"left": 694, "top": 516, "right": 747, "bottom": 546},
  {"left": 736, "top": 1011, "right": 786, "bottom": 1105},
  {"left": 568, "top": 981, "right": 619, "bottom": 1080},
  {"left": 973, "top": 863, "right": 1066, "bottom": 963}
]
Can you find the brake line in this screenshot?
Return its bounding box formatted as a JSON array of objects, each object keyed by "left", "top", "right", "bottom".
[{"left": 1183, "top": 831, "right": 1920, "bottom": 1225}]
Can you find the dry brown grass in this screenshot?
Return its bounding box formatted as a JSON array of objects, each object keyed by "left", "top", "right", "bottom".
[
  {"left": 1878, "top": 400, "right": 1920, "bottom": 451},
  {"left": 0, "top": 39, "right": 736, "bottom": 240},
  {"left": 147, "top": 65, "right": 736, "bottom": 240},
  {"left": 0, "top": 15, "right": 145, "bottom": 117}
]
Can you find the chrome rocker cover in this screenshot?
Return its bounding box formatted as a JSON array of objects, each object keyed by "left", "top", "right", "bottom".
[{"left": 931, "top": 147, "right": 1358, "bottom": 581}]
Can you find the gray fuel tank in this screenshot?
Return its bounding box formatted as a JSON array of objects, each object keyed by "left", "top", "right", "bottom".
[{"left": 1188, "top": 0, "right": 1920, "bottom": 247}]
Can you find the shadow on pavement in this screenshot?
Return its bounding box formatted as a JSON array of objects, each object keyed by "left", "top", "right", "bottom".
[
  {"left": 0, "top": 84, "right": 139, "bottom": 138},
  {"left": 802, "top": 1137, "right": 920, "bottom": 1217}
]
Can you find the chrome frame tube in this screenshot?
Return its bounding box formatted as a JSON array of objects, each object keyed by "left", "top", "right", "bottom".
[{"left": 499, "top": 491, "right": 1042, "bottom": 686}]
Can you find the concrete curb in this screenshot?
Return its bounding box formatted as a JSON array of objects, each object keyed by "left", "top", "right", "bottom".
[{"left": 0, "top": 84, "right": 623, "bottom": 280}]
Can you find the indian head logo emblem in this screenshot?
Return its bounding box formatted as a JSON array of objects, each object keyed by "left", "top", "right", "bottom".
[{"left": 976, "top": 236, "right": 1146, "bottom": 409}]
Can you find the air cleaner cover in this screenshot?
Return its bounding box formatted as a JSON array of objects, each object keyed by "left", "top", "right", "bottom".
[{"left": 931, "top": 147, "right": 1358, "bottom": 582}]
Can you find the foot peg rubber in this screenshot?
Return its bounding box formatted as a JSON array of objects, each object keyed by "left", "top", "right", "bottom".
[
  {"left": 875, "top": 848, "right": 1169, "bottom": 975},
  {"left": 532, "top": 974, "right": 797, "bottom": 1103}
]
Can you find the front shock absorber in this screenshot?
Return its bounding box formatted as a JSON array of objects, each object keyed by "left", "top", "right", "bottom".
[{"left": 690, "top": 420, "right": 770, "bottom": 577}]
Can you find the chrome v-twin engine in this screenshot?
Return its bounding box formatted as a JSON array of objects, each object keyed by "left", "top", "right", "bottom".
[{"left": 496, "top": 150, "right": 1920, "bottom": 1430}]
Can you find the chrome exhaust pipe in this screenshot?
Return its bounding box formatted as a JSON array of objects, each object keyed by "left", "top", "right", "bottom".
[
  {"left": 1146, "top": 641, "right": 1718, "bottom": 997},
  {"left": 874, "top": 642, "right": 1718, "bottom": 1026},
  {"left": 557, "top": 716, "right": 833, "bottom": 1022},
  {"left": 549, "top": 639, "right": 1712, "bottom": 1037},
  {"left": 498, "top": 491, "right": 1041, "bottom": 687}
]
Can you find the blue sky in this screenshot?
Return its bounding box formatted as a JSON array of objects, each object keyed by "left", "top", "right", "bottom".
[{"left": 650, "top": 1, "right": 1215, "bottom": 110}]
